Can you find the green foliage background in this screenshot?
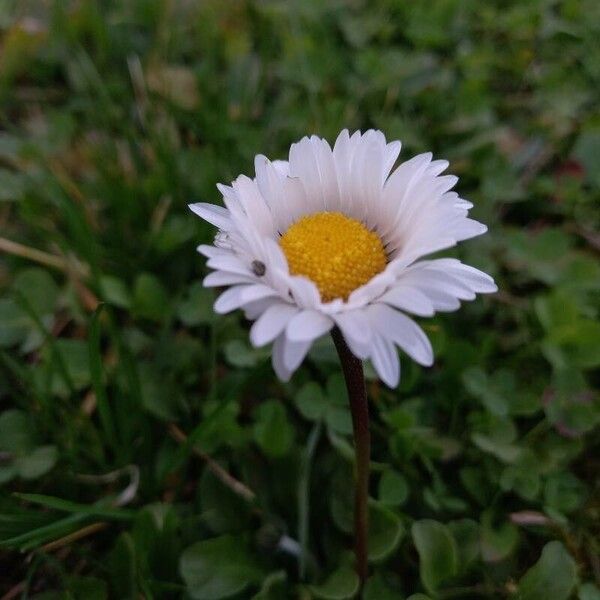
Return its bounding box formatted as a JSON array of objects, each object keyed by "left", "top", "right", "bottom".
[{"left": 1, "top": 0, "right": 599, "bottom": 598}]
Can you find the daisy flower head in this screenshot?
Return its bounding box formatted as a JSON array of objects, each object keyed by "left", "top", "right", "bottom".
[{"left": 190, "top": 130, "right": 497, "bottom": 387}]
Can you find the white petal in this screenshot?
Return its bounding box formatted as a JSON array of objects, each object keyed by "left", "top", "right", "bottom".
[
  {"left": 243, "top": 297, "right": 279, "bottom": 320},
  {"left": 332, "top": 310, "right": 372, "bottom": 359},
  {"left": 272, "top": 334, "right": 292, "bottom": 382},
  {"left": 213, "top": 286, "right": 244, "bottom": 313},
  {"left": 289, "top": 276, "right": 321, "bottom": 308},
  {"left": 383, "top": 141, "right": 402, "bottom": 179},
  {"left": 206, "top": 255, "right": 251, "bottom": 275},
  {"left": 313, "top": 137, "right": 341, "bottom": 212},
  {"left": 272, "top": 160, "right": 289, "bottom": 177},
  {"left": 379, "top": 285, "right": 435, "bottom": 317},
  {"left": 368, "top": 304, "right": 433, "bottom": 367},
  {"left": 250, "top": 303, "right": 298, "bottom": 347},
  {"left": 370, "top": 335, "right": 400, "bottom": 387},
  {"left": 286, "top": 310, "right": 333, "bottom": 342},
  {"left": 426, "top": 159, "right": 449, "bottom": 176},
  {"left": 232, "top": 175, "right": 275, "bottom": 234},
  {"left": 197, "top": 244, "right": 227, "bottom": 258},
  {"left": 214, "top": 284, "right": 277, "bottom": 314},
  {"left": 454, "top": 218, "right": 488, "bottom": 240},
  {"left": 289, "top": 137, "right": 325, "bottom": 212},
  {"left": 189, "top": 203, "right": 231, "bottom": 230},
  {"left": 282, "top": 336, "right": 312, "bottom": 372},
  {"left": 203, "top": 271, "right": 256, "bottom": 288}
]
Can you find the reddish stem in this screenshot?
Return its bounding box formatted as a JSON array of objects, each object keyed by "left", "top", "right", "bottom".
[{"left": 331, "top": 327, "right": 370, "bottom": 587}]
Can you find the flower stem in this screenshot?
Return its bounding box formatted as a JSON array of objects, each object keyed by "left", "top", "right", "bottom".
[{"left": 331, "top": 327, "right": 370, "bottom": 587}]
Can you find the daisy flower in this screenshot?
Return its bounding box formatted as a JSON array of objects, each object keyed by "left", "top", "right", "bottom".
[{"left": 190, "top": 129, "right": 496, "bottom": 387}]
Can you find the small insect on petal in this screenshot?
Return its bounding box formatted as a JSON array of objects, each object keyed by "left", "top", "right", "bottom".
[{"left": 252, "top": 260, "right": 267, "bottom": 276}]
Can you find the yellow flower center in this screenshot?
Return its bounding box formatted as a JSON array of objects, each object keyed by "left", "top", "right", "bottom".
[{"left": 280, "top": 211, "right": 387, "bottom": 302}]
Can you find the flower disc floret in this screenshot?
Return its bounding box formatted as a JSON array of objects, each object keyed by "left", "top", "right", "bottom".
[{"left": 280, "top": 211, "right": 387, "bottom": 302}]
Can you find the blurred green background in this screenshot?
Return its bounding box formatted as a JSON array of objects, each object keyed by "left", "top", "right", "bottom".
[{"left": 1, "top": 1, "right": 599, "bottom": 598}]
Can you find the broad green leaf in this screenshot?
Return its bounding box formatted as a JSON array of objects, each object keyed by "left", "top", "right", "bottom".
[
  {"left": 50, "top": 339, "right": 91, "bottom": 395},
  {"left": 412, "top": 520, "right": 458, "bottom": 594},
  {"left": 0, "top": 168, "right": 26, "bottom": 201},
  {"left": 177, "top": 282, "right": 214, "bottom": 325},
  {"left": 14, "top": 445, "right": 57, "bottom": 479},
  {"left": 545, "top": 319, "right": 600, "bottom": 369},
  {"left": 378, "top": 469, "right": 409, "bottom": 507},
  {"left": 309, "top": 565, "right": 360, "bottom": 600},
  {"left": 180, "top": 535, "right": 263, "bottom": 600},
  {"left": 580, "top": 583, "right": 600, "bottom": 600},
  {"left": 252, "top": 571, "right": 287, "bottom": 600},
  {"left": 448, "top": 519, "right": 480, "bottom": 571},
  {"left": 368, "top": 502, "right": 405, "bottom": 562},
  {"left": 480, "top": 511, "right": 519, "bottom": 563},
  {"left": 0, "top": 299, "right": 29, "bottom": 347},
  {"left": 0, "top": 409, "right": 35, "bottom": 453},
  {"left": 224, "top": 339, "right": 260, "bottom": 368},
  {"left": 253, "top": 400, "right": 294, "bottom": 458},
  {"left": 573, "top": 128, "right": 600, "bottom": 188},
  {"left": 325, "top": 404, "right": 353, "bottom": 435},
  {"left": 139, "top": 363, "right": 178, "bottom": 421},
  {"left": 13, "top": 268, "right": 59, "bottom": 317},
  {"left": 543, "top": 473, "right": 586, "bottom": 514},
  {"left": 295, "top": 382, "right": 327, "bottom": 421},
  {"left": 517, "top": 541, "right": 577, "bottom": 600},
  {"left": 133, "top": 273, "right": 169, "bottom": 321},
  {"left": 99, "top": 275, "right": 131, "bottom": 309},
  {"left": 364, "top": 572, "right": 402, "bottom": 599},
  {"left": 198, "top": 469, "right": 251, "bottom": 534}
]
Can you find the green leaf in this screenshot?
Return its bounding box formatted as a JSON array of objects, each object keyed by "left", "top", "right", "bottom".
[
  {"left": 252, "top": 571, "right": 287, "bottom": 600},
  {"left": 14, "top": 445, "right": 58, "bottom": 479},
  {"left": 412, "top": 520, "right": 458, "bottom": 594},
  {"left": 0, "top": 168, "right": 27, "bottom": 201},
  {"left": 67, "top": 576, "right": 108, "bottom": 600},
  {"left": 298, "top": 423, "right": 322, "bottom": 579},
  {"left": 309, "top": 565, "right": 360, "bottom": 600},
  {"left": 88, "top": 303, "right": 119, "bottom": 451},
  {"left": 15, "top": 493, "right": 133, "bottom": 520},
  {"left": 180, "top": 535, "right": 263, "bottom": 600},
  {"left": 325, "top": 404, "right": 353, "bottom": 435},
  {"left": 545, "top": 319, "right": 600, "bottom": 369},
  {"left": 543, "top": 473, "right": 586, "bottom": 514},
  {"left": 253, "top": 400, "right": 294, "bottom": 458},
  {"left": 448, "top": 519, "right": 480, "bottom": 572},
  {"left": 13, "top": 268, "right": 59, "bottom": 317},
  {"left": 224, "top": 339, "right": 260, "bottom": 368},
  {"left": 0, "top": 299, "right": 29, "bottom": 347},
  {"left": 133, "top": 273, "right": 169, "bottom": 321},
  {"left": 108, "top": 532, "right": 137, "bottom": 599},
  {"left": 378, "top": 469, "right": 409, "bottom": 507},
  {"left": 51, "top": 339, "right": 91, "bottom": 395},
  {"left": 99, "top": 275, "right": 131, "bottom": 309},
  {"left": 177, "top": 282, "right": 214, "bottom": 326},
  {"left": 294, "top": 382, "right": 327, "bottom": 421},
  {"left": 0, "top": 409, "right": 35, "bottom": 453},
  {"left": 480, "top": 511, "right": 519, "bottom": 563},
  {"left": 573, "top": 128, "right": 600, "bottom": 188},
  {"left": 139, "top": 363, "right": 178, "bottom": 421},
  {"left": 579, "top": 583, "right": 600, "bottom": 600},
  {"left": 517, "top": 541, "right": 577, "bottom": 600},
  {"left": 364, "top": 572, "right": 402, "bottom": 600},
  {"left": 198, "top": 469, "right": 251, "bottom": 534},
  {"left": 368, "top": 502, "right": 405, "bottom": 562}
]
